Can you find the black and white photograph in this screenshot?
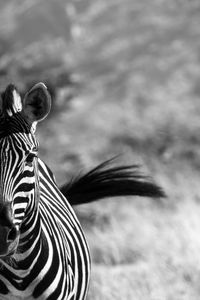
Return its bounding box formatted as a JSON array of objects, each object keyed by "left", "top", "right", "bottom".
[{"left": 0, "top": 1, "right": 199, "bottom": 299}]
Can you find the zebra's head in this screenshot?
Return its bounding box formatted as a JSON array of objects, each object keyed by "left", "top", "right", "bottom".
[{"left": 0, "top": 82, "right": 51, "bottom": 257}]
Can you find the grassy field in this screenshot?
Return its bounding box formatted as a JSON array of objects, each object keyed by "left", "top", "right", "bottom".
[{"left": 1, "top": 0, "right": 200, "bottom": 299}]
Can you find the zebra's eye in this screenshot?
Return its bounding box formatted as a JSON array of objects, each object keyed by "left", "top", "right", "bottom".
[{"left": 26, "top": 153, "right": 36, "bottom": 166}]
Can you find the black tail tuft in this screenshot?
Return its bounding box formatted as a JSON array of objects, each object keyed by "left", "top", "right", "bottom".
[
  {"left": 60, "top": 158, "right": 165, "bottom": 205},
  {"left": 60, "top": 158, "right": 165, "bottom": 206}
]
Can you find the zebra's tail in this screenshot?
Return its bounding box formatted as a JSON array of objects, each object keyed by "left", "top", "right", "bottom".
[{"left": 60, "top": 158, "right": 165, "bottom": 205}]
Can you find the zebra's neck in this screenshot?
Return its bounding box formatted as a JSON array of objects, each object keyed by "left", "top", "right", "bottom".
[{"left": 17, "top": 209, "right": 43, "bottom": 261}]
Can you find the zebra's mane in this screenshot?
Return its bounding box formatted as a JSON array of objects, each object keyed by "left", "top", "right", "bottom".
[
  {"left": 0, "top": 113, "right": 31, "bottom": 138},
  {"left": 0, "top": 84, "right": 32, "bottom": 138}
]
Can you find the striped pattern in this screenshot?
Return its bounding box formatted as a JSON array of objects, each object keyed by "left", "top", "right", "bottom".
[
  {"left": 0, "top": 129, "right": 90, "bottom": 299},
  {"left": 0, "top": 95, "right": 90, "bottom": 298}
]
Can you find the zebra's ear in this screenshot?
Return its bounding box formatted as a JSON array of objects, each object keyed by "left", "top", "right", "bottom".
[{"left": 22, "top": 82, "right": 51, "bottom": 124}]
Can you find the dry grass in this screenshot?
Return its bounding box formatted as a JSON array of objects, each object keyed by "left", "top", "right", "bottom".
[{"left": 78, "top": 167, "right": 200, "bottom": 299}]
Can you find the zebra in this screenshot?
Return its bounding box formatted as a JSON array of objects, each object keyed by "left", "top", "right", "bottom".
[{"left": 0, "top": 82, "right": 164, "bottom": 299}]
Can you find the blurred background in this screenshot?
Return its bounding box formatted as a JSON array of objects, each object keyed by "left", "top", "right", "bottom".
[{"left": 1, "top": 0, "right": 200, "bottom": 299}]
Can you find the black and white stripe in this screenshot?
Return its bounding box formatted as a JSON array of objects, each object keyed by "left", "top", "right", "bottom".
[
  {"left": 0, "top": 83, "right": 164, "bottom": 300},
  {"left": 0, "top": 83, "right": 91, "bottom": 299},
  {"left": 0, "top": 135, "right": 90, "bottom": 299}
]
